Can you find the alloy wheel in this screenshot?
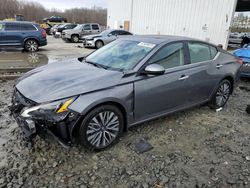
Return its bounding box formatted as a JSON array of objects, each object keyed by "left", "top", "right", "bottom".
[
  {"left": 215, "top": 82, "right": 231, "bottom": 107},
  {"left": 86, "top": 111, "right": 120, "bottom": 148},
  {"left": 26, "top": 40, "right": 38, "bottom": 52}
]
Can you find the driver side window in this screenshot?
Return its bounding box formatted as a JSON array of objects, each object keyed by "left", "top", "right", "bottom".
[{"left": 149, "top": 42, "right": 185, "bottom": 69}]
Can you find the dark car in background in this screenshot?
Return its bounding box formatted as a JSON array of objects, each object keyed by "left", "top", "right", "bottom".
[
  {"left": 233, "top": 44, "right": 250, "bottom": 78},
  {"left": 53, "top": 23, "right": 78, "bottom": 38},
  {"left": 83, "top": 29, "right": 133, "bottom": 49},
  {"left": 56, "top": 23, "right": 78, "bottom": 34},
  {"left": 43, "top": 16, "right": 67, "bottom": 23},
  {"left": 49, "top": 24, "right": 63, "bottom": 35},
  {"left": 11, "top": 35, "right": 242, "bottom": 150},
  {"left": 0, "top": 21, "right": 47, "bottom": 52}
]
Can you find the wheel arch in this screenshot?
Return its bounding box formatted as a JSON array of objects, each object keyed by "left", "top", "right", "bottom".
[
  {"left": 95, "top": 39, "right": 104, "bottom": 47},
  {"left": 222, "top": 75, "right": 235, "bottom": 94},
  {"left": 23, "top": 37, "right": 40, "bottom": 47},
  {"left": 70, "top": 99, "right": 129, "bottom": 141}
]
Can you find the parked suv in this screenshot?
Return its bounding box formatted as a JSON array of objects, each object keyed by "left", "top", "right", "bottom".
[
  {"left": 62, "top": 23, "right": 101, "bottom": 43},
  {"left": 0, "top": 21, "right": 47, "bottom": 52}
]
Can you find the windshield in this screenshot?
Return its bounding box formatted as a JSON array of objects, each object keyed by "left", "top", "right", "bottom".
[
  {"left": 86, "top": 40, "right": 156, "bottom": 71},
  {"left": 100, "top": 30, "right": 111, "bottom": 36},
  {"left": 74, "top": 25, "right": 82, "bottom": 30}
]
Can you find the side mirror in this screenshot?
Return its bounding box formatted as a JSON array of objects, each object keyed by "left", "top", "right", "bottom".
[
  {"left": 107, "top": 33, "right": 112, "bottom": 37},
  {"left": 143, "top": 64, "right": 165, "bottom": 75}
]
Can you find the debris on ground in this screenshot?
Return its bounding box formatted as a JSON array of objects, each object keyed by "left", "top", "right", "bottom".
[
  {"left": 216, "top": 107, "right": 223, "bottom": 112},
  {"left": 129, "top": 137, "right": 153, "bottom": 154},
  {"left": 76, "top": 45, "right": 84, "bottom": 48},
  {"left": 239, "top": 86, "right": 250, "bottom": 91}
]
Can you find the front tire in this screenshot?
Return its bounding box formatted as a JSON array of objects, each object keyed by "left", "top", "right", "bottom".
[
  {"left": 95, "top": 40, "right": 104, "bottom": 49},
  {"left": 209, "top": 79, "right": 232, "bottom": 109},
  {"left": 78, "top": 105, "right": 124, "bottom": 150},
  {"left": 24, "top": 39, "right": 39, "bottom": 52}
]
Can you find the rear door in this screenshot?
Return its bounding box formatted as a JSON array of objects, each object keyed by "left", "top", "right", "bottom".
[
  {"left": 91, "top": 24, "right": 101, "bottom": 34},
  {"left": 4, "top": 22, "right": 22, "bottom": 46},
  {"left": 185, "top": 42, "right": 220, "bottom": 104}
]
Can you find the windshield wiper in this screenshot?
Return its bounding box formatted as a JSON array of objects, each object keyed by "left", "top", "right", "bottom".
[{"left": 84, "top": 60, "right": 108, "bottom": 70}]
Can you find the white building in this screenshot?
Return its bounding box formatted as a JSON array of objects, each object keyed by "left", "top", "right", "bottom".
[{"left": 107, "top": 0, "right": 249, "bottom": 48}]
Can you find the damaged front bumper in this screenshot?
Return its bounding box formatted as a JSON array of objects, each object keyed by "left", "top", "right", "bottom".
[{"left": 10, "top": 89, "right": 81, "bottom": 148}]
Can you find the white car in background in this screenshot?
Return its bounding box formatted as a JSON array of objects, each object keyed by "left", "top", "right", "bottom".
[{"left": 82, "top": 29, "right": 133, "bottom": 49}]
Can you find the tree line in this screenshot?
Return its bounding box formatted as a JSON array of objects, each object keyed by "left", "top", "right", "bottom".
[{"left": 0, "top": 0, "right": 107, "bottom": 25}]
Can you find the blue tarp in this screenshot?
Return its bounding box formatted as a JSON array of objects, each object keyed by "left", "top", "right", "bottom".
[{"left": 233, "top": 46, "right": 250, "bottom": 63}]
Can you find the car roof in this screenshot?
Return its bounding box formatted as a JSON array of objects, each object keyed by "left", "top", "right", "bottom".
[
  {"left": 122, "top": 35, "right": 205, "bottom": 45},
  {"left": 107, "top": 29, "right": 131, "bottom": 32}
]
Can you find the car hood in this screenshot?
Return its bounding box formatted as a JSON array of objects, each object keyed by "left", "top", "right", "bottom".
[
  {"left": 83, "top": 34, "right": 102, "bottom": 39},
  {"left": 16, "top": 59, "right": 124, "bottom": 103},
  {"left": 234, "top": 48, "right": 250, "bottom": 63}
]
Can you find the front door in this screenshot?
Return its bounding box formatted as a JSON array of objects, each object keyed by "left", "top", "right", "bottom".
[
  {"left": 81, "top": 24, "right": 92, "bottom": 38},
  {"left": 134, "top": 42, "right": 191, "bottom": 121}
]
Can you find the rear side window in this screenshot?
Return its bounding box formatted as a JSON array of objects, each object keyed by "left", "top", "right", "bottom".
[
  {"left": 210, "top": 46, "right": 218, "bottom": 59},
  {"left": 5, "top": 23, "right": 20, "bottom": 31},
  {"left": 188, "top": 42, "right": 211, "bottom": 63},
  {"left": 110, "top": 31, "right": 119, "bottom": 36},
  {"left": 20, "top": 24, "right": 36, "bottom": 31},
  {"left": 0, "top": 23, "right": 5, "bottom": 31},
  {"left": 91, "top": 24, "right": 99, "bottom": 30},
  {"left": 118, "top": 30, "right": 132, "bottom": 35},
  {"left": 149, "top": 42, "right": 185, "bottom": 69}
]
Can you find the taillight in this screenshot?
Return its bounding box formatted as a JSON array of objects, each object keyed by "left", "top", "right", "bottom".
[
  {"left": 41, "top": 29, "right": 46, "bottom": 38},
  {"left": 237, "top": 59, "right": 243, "bottom": 65}
]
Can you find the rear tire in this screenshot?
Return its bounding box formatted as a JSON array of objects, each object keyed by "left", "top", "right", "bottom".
[
  {"left": 71, "top": 35, "right": 79, "bottom": 43},
  {"left": 78, "top": 105, "right": 124, "bottom": 150},
  {"left": 24, "top": 39, "right": 39, "bottom": 52},
  {"left": 209, "top": 79, "right": 232, "bottom": 109}
]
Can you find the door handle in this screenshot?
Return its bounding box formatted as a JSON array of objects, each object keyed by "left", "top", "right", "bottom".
[
  {"left": 178, "top": 75, "right": 189, "bottom": 81},
  {"left": 216, "top": 64, "right": 223, "bottom": 69}
]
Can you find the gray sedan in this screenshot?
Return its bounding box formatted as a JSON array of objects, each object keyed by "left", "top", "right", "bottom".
[
  {"left": 82, "top": 29, "right": 133, "bottom": 49},
  {"left": 11, "top": 35, "right": 242, "bottom": 150}
]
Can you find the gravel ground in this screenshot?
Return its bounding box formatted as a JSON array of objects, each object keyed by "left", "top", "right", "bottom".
[{"left": 0, "top": 79, "right": 250, "bottom": 188}]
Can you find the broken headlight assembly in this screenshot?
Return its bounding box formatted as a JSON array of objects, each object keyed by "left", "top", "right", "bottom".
[{"left": 21, "top": 97, "right": 77, "bottom": 122}]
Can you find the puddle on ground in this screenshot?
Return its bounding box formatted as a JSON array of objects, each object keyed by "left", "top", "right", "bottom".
[{"left": 0, "top": 50, "right": 49, "bottom": 69}]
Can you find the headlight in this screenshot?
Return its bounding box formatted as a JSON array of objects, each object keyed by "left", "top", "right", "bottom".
[{"left": 21, "top": 97, "right": 76, "bottom": 122}]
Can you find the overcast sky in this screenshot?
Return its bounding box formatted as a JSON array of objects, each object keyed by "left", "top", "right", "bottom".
[{"left": 23, "top": 0, "right": 107, "bottom": 10}]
